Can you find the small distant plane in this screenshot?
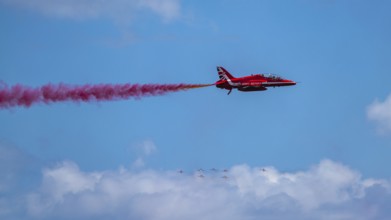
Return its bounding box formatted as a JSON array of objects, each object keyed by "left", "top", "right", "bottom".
[{"left": 215, "top": 66, "right": 296, "bottom": 95}]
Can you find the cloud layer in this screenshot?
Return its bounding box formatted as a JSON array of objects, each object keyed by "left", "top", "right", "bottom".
[
  {"left": 1, "top": 159, "right": 389, "bottom": 220},
  {"left": 367, "top": 93, "right": 391, "bottom": 134},
  {"left": 0, "top": 0, "right": 181, "bottom": 22}
]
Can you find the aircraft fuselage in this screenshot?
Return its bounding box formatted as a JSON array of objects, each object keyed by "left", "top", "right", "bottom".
[{"left": 215, "top": 66, "right": 296, "bottom": 94}]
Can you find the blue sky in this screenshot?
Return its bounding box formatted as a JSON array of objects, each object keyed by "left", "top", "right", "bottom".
[{"left": 1, "top": 0, "right": 391, "bottom": 219}]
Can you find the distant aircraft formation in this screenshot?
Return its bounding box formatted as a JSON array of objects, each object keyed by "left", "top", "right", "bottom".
[
  {"left": 177, "top": 168, "right": 230, "bottom": 179},
  {"left": 177, "top": 167, "right": 268, "bottom": 180},
  {"left": 215, "top": 66, "right": 296, "bottom": 95}
]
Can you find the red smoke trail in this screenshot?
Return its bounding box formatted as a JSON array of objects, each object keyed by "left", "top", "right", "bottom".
[{"left": 0, "top": 83, "right": 212, "bottom": 108}]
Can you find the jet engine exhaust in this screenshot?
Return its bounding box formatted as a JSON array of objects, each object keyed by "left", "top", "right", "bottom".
[{"left": 0, "top": 83, "right": 212, "bottom": 108}]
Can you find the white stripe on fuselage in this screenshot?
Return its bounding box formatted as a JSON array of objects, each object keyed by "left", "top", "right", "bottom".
[{"left": 262, "top": 82, "right": 292, "bottom": 85}]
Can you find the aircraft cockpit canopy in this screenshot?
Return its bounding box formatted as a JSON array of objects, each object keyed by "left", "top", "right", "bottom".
[{"left": 261, "top": 73, "right": 282, "bottom": 79}]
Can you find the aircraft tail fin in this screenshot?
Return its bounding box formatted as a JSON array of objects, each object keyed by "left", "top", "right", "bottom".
[{"left": 217, "top": 66, "right": 235, "bottom": 81}]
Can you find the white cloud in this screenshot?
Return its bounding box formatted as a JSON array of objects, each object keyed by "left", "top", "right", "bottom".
[
  {"left": 139, "top": 0, "right": 180, "bottom": 22},
  {"left": 1, "top": 147, "right": 390, "bottom": 219},
  {"left": 13, "top": 159, "right": 390, "bottom": 220},
  {"left": 0, "top": 0, "right": 181, "bottom": 22},
  {"left": 132, "top": 157, "right": 145, "bottom": 168},
  {"left": 367, "top": 93, "right": 391, "bottom": 134},
  {"left": 140, "top": 140, "right": 157, "bottom": 155},
  {"left": 131, "top": 139, "right": 157, "bottom": 156},
  {"left": 130, "top": 139, "right": 157, "bottom": 168}
]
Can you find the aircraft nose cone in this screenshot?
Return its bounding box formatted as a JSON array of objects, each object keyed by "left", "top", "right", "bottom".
[{"left": 286, "top": 79, "right": 296, "bottom": 85}]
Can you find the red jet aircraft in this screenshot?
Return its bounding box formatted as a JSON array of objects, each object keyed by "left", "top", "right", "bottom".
[{"left": 215, "top": 66, "right": 296, "bottom": 95}]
